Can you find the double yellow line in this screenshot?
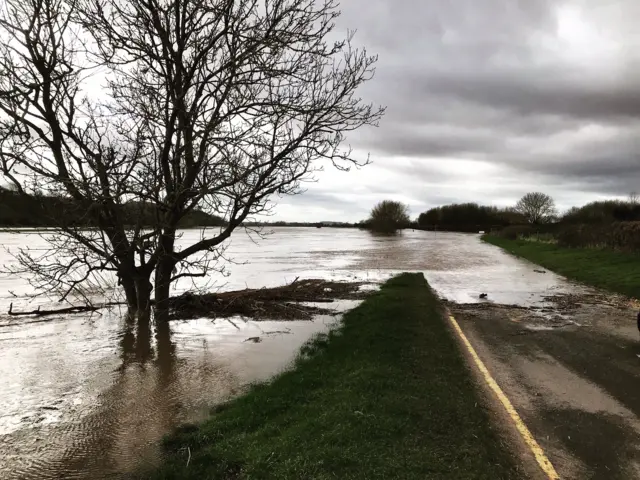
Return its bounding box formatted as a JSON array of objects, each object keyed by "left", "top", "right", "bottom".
[{"left": 448, "top": 313, "right": 560, "bottom": 480}]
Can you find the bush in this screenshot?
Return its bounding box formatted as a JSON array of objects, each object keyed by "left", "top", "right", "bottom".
[
  {"left": 496, "top": 225, "right": 535, "bottom": 240},
  {"left": 557, "top": 222, "right": 640, "bottom": 251},
  {"left": 367, "top": 200, "right": 410, "bottom": 233}
]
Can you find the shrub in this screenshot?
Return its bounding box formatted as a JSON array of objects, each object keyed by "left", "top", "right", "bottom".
[
  {"left": 496, "top": 225, "right": 535, "bottom": 240},
  {"left": 557, "top": 222, "right": 640, "bottom": 252},
  {"left": 367, "top": 200, "right": 410, "bottom": 233}
]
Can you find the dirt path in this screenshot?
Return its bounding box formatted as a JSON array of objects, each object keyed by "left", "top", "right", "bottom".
[{"left": 449, "top": 292, "right": 640, "bottom": 479}]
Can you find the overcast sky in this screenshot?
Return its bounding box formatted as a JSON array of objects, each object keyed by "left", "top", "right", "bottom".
[{"left": 273, "top": 0, "right": 640, "bottom": 222}]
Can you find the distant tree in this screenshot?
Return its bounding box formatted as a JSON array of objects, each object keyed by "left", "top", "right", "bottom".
[
  {"left": 613, "top": 203, "right": 640, "bottom": 222},
  {"left": 515, "top": 193, "right": 557, "bottom": 224},
  {"left": 417, "top": 203, "right": 523, "bottom": 231},
  {"left": 561, "top": 201, "right": 621, "bottom": 224},
  {"left": 368, "top": 200, "right": 410, "bottom": 233},
  {"left": 418, "top": 208, "right": 441, "bottom": 227},
  {"left": 496, "top": 207, "right": 527, "bottom": 225},
  {"left": 629, "top": 192, "right": 639, "bottom": 205}
]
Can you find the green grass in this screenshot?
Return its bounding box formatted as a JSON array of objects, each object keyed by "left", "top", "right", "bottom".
[
  {"left": 484, "top": 236, "right": 640, "bottom": 299},
  {"left": 146, "top": 273, "right": 519, "bottom": 480}
]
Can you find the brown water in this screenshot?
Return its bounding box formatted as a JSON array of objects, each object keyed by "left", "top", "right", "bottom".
[{"left": 0, "top": 228, "right": 583, "bottom": 479}]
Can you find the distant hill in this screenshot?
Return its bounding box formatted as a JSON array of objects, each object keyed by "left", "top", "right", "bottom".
[{"left": 0, "top": 187, "right": 226, "bottom": 228}]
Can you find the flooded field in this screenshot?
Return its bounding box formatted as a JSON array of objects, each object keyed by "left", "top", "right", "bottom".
[{"left": 0, "top": 227, "right": 583, "bottom": 479}]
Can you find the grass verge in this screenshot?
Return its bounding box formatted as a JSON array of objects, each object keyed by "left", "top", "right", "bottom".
[
  {"left": 484, "top": 235, "right": 640, "bottom": 299},
  {"left": 145, "top": 273, "right": 518, "bottom": 480}
]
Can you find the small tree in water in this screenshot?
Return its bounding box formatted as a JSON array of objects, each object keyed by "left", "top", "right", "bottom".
[
  {"left": 0, "top": 0, "right": 384, "bottom": 322},
  {"left": 368, "top": 200, "right": 410, "bottom": 233}
]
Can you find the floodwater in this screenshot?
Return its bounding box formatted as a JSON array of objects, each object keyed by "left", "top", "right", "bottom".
[{"left": 0, "top": 228, "right": 582, "bottom": 479}]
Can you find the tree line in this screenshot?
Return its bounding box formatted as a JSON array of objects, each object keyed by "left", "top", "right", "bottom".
[
  {"left": 364, "top": 192, "right": 640, "bottom": 234},
  {"left": 0, "top": 186, "right": 225, "bottom": 228}
]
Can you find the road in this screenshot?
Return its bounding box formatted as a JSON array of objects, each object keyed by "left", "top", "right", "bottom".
[{"left": 440, "top": 241, "right": 640, "bottom": 479}]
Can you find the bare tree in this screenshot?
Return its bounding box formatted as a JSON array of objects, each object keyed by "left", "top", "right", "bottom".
[
  {"left": 0, "top": 0, "right": 384, "bottom": 322},
  {"left": 629, "top": 192, "right": 639, "bottom": 204},
  {"left": 515, "top": 192, "right": 556, "bottom": 224},
  {"left": 368, "top": 200, "right": 410, "bottom": 233}
]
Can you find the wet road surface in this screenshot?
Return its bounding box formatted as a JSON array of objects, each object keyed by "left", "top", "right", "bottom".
[{"left": 448, "top": 265, "right": 640, "bottom": 478}]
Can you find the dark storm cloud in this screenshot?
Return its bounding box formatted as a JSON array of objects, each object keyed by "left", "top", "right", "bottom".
[
  {"left": 360, "top": 123, "right": 505, "bottom": 158},
  {"left": 499, "top": 129, "right": 640, "bottom": 194},
  {"left": 421, "top": 71, "right": 640, "bottom": 121},
  {"left": 327, "top": 0, "right": 640, "bottom": 210}
]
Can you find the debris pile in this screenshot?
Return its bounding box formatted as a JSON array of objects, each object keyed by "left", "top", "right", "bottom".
[
  {"left": 167, "top": 278, "right": 371, "bottom": 321},
  {"left": 541, "top": 291, "right": 635, "bottom": 312}
]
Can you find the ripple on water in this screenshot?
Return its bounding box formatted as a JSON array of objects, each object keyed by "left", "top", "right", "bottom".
[{"left": 0, "top": 308, "right": 340, "bottom": 480}]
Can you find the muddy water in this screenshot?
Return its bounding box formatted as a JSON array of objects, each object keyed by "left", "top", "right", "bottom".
[{"left": 0, "top": 228, "right": 582, "bottom": 479}]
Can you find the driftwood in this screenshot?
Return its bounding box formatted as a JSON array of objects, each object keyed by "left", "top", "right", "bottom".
[
  {"left": 167, "top": 278, "right": 370, "bottom": 321},
  {"left": 5, "top": 278, "right": 372, "bottom": 321},
  {"left": 7, "top": 301, "right": 124, "bottom": 317}
]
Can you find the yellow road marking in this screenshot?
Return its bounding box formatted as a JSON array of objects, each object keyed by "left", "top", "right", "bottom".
[{"left": 448, "top": 312, "right": 560, "bottom": 480}]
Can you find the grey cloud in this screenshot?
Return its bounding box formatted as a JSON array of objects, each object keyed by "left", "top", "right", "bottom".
[
  {"left": 502, "top": 134, "right": 640, "bottom": 196},
  {"left": 278, "top": 190, "right": 372, "bottom": 216},
  {"left": 360, "top": 123, "right": 503, "bottom": 158},
  {"left": 275, "top": 0, "right": 640, "bottom": 220},
  {"left": 420, "top": 70, "right": 640, "bottom": 121}
]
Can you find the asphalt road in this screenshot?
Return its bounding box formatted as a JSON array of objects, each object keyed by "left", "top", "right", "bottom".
[{"left": 450, "top": 287, "right": 640, "bottom": 479}]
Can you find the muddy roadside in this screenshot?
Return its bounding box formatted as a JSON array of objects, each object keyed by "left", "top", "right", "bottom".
[{"left": 447, "top": 291, "right": 640, "bottom": 479}]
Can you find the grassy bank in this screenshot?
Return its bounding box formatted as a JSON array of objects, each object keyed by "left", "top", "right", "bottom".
[
  {"left": 484, "top": 236, "right": 640, "bottom": 299},
  {"left": 147, "top": 273, "right": 518, "bottom": 479}
]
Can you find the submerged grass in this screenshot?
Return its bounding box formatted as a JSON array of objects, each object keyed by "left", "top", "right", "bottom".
[
  {"left": 484, "top": 236, "right": 640, "bottom": 299},
  {"left": 146, "top": 273, "right": 519, "bottom": 480}
]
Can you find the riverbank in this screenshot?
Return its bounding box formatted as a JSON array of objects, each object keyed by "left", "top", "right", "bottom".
[
  {"left": 483, "top": 236, "right": 640, "bottom": 299},
  {"left": 146, "top": 273, "right": 519, "bottom": 479}
]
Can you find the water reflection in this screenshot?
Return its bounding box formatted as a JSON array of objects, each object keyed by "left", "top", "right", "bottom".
[
  {"left": 365, "top": 229, "right": 404, "bottom": 239},
  {"left": 0, "top": 303, "right": 338, "bottom": 479}
]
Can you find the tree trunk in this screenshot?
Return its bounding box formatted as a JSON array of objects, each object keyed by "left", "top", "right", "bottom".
[
  {"left": 120, "top": 275, "right": 138, "bottom": 314},
  {"left": 154, "top": 233, "right": 176, "bottom": 324},
  {"left": 154, "top": 259, "right": 173, "bottom": 323},
  {"left": 155, "top": 318, "right": 175, "bottom": 365},
  {"left": 135, "top": 310, "right": 153, "bottom": 362},
  {"left": 134, "top": 276, "right": 153, "bottom": 320}
]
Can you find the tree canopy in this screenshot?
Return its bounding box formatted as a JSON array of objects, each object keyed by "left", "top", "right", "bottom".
[
  {"left": 367, "top": 200, "right": 410, "bottom": 233},
  {"left": 515, "top": 192, "right": 556, "bottom": 224},
  {"left": 417, "top": 203, "right": 525, "bottom": 232}
]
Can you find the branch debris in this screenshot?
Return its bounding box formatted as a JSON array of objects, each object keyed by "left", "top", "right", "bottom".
[
  {"left": 7, "top": 301, "right": 124, "bottom": 317},
  {"left": 167, "top": 278, "right": 371, "bottom": 321},
  {"left": 5, "top": 279, "right": 374, "bottom": 321}
]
